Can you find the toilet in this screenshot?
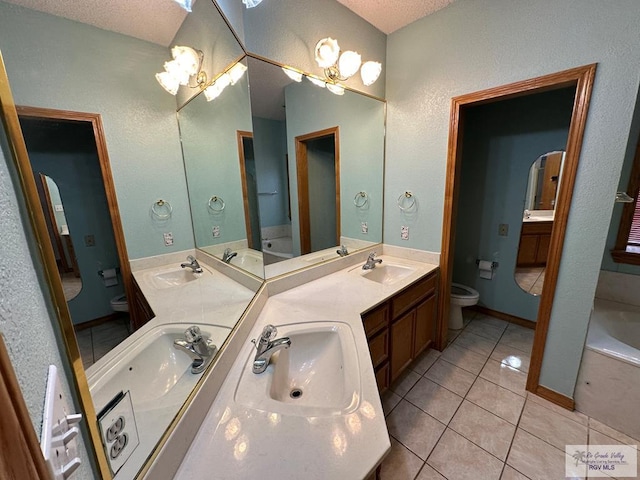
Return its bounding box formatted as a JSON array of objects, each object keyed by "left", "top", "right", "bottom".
[
  {"left": 449, "top": 283, "right": 480, "bottom": 330},
  {"left": 110, "top": 293, "right": 129, "bottom": 313}
]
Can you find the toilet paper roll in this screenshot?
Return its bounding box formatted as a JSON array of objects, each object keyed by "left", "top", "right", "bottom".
[
  {"left": 102, "top": 268, "right": 118, "bottom": 287},
  {"left": 478, "top": 260, "right": 493, "bottom": 280}
]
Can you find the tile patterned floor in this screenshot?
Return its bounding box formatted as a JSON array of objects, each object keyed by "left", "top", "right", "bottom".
[
  {"left": 514, "top": 268, "right": 545, "bottom": 296},
  {"left": 379, "top": 310, "right": 640, "bottom": 480},
  {"left": 75, "top": 316, "right": 131, "bottom": 369}
]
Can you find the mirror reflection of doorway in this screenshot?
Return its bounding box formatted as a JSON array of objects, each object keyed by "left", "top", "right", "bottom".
[
  {"left": 237, "top": 131, "right": 261, "bottom": 250},
  {"left": 37, "top": 173, "right": 82, "bottom": 300},
  {"left": 295, "top": 127, "right": 340, "bottom": 255},
  {"left": 18, "top": 110, "right": 133, "bottom": 369},
  {"left": 515, "top": 151, "right": 565, "bottom": 296}
]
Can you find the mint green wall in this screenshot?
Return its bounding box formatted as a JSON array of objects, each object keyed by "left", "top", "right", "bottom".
[
  {"left": 284, "top": 80, "right": 385, "bottom": 256},
  {"left": 251, "top": 117, "right": 289, "bottom": 229},
  {"left": 453, "top": 89, "right": 574, "bottom": 321},
  {"left": 386, "top": 0, "right": 640, "bottom": 397},
  {"left": 0, "top": 124, "right": 96, "bottom": 478},
  {"left": 178, "top": 75, "right": 253, "bottom": 248},
  {"left": 0, "top": 1, "right": 193, "bottom": 259}
]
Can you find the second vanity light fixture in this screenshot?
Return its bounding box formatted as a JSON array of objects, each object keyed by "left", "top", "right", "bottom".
[
  {"left": 155, "top": 45, "right": 247, "bottom": 102},
  {"left": 314, "top": 37, "right": 382, "bottom": 87}
]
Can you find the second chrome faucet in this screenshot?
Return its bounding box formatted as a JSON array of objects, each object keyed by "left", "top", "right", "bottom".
[
  {"left": 251, "top": 324, "right": 291, "bottom": 374},
  {"left": 362, "top": 252, "right": 383, "bottom": 270}
]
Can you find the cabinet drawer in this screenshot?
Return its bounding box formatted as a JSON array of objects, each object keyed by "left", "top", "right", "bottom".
[
  {"left": 362, "top": 303, "right": 389, "bottom": 338},
  {"left": 375, "top": 362, "right": 389, "bottom": 393},
  {"left": 368, "top": 329, "right": 389, "bottom": 368},
  {"left": 391, "top": 272, "right": 437, "bottom": 319}
]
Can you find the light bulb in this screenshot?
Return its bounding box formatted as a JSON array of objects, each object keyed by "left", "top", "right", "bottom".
[
  {"left": 282, "top": 67, "right": 303, "bottom": 82},
  {"left": 227, "top": 62, "right": 248, "bottom": 85},
  {"left": 156, "top": 71, "right": 180, "bottom": 95},
  {"left": 360, "top": 61, "right": 382, "bottom": 86},
  {"left": 338, "top": 51, "right": 361, "bottom": 79},
  {"left": 314, "top": 38, "right": 340, "bottom": 68}
]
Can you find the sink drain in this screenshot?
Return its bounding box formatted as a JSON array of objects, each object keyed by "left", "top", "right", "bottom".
[{"left": 290, "top": 388, "right": 303, "bottom": 399}]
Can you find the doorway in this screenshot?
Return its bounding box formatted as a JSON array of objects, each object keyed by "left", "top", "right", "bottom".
[
  {"left": 17, "top": 106, "right": 135, "bottom": 368},
  {"left": 438, "top": 65, "right": 597, "bottom": 408},
  {"left": 237, "top": 131, "right": 261, "bottom": 250},
  {"left": 295, "top": 127, "right": 340, "bottom": 254}
]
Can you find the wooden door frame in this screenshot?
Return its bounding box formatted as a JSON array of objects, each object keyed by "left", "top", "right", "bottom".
[
  {"left": 295, "top": 126, "right": 341, "bottom": 254},
  {"left": 1, "top": 53, "right": 112, "bottom": 478},
  {"left": 438, "top": 64, "right": 597, "bottom": 408},
  {"left": 236, "top": 130, "right": 255, "bottom": 249}
]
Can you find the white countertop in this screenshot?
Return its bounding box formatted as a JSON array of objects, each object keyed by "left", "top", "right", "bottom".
[{"left": 174, "top": 255, "right": 438, "bottom": 480}]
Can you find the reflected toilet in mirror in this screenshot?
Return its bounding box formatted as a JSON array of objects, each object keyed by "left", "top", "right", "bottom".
[{"left": 515, "top": 150, "right": 565, "bottom": 295}]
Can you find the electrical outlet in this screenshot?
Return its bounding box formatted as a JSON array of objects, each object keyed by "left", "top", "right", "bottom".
[
  {"left": 97, "top": 391, "right": 139, "bottom": 476},
  {"left": 84, "top": 235, "right": 95, "bottom": 247},
  {"left": 401, "top": 226, "right": 409, "bottom": 240},
  {"left": 212, "top": 226, "right": 221, "bottom": 238},
  {"left": 498, "top": 224, "right": 509, "bottom": 236},
  {"left": 361, "top": 222, "right": 368, "bottom": 234},
  {"left": 54, "top": 204, "right": 64, "bottom": 212},
  {"left": 163, "top": 232, "right": 174, "bottom": 246}
]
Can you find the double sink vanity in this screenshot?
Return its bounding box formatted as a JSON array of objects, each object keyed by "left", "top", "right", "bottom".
[{"left": 96, "top": 246, "right": 438, "bottom": 479}]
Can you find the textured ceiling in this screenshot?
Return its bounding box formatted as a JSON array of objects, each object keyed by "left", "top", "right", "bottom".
[
  {"left": 3, "top": 0, "right": 454, "bottom": 47},
  {"left": 3, "top": 0, "right": 191, "bottom": 46},
  {"left": 335, "top": 0, "right": 454, "bottom": 34}
]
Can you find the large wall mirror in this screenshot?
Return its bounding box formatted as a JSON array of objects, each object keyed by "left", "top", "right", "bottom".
[{"left": 514, "top": 150, "right": 565, "bottom": 295}]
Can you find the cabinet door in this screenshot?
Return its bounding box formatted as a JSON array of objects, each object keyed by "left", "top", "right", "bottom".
[
  {"left": 390, "top": 310, "right": 415, "bottom": 382},
  {"left": 517, "top": 235, "right": 538, "bottom": 266},
  {"left": 413, "top": 296, "right": 436, "bottom": 357},
  {"left": 536, "top": 234, "right": 551, "bottom": 264}
]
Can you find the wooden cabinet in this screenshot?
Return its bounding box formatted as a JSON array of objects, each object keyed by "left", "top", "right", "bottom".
[
  {"left": 517, "top": 221, "right": 553, "bottom": 267},
  {"left": 131, "top": 276, "right": 154, "bottom": 331},
  {"left": 361, "top": 269, "right": 439, "bottom": 392}
]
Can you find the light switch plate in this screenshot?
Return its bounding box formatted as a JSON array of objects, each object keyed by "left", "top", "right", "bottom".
[
  {"left": 401, "top": 226, "right": 409, "bottom": 240},
  {"left": 212, "top": 226, "right": 221, "bottom": 238},
  {"left": 361, "top": 222, "right": 368, "bottom": 234},
  {"left": 41, "top": 365, "right": 83, "bottom": 480},
  {"left": 163, "top": 232, "right": 174, "bottom": 246}
]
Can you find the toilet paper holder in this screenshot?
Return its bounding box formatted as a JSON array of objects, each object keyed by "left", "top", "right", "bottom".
[{"left": 475, "top": 260, "right": 498, "bottom": 269}]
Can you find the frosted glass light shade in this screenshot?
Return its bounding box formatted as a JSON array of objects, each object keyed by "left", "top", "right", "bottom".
[
  {"left": 315, "top": 38, "right": 340, "bottom": 68},
  {"left": 171, "top": 46, "right": 200, "bottom": 76},
  {"left": 326, "top": 83, "right": 345, "bottom": 96},
  {"left": 360, "top": 61, "right": 382, "bottom": 86},
  {"left": 164, "top": 60, "right": 190, "bottom": 85},
  {"left": 282, "top": 67, "right": 303, "bottom": 82},
  {"left": 204, "top": 74, "right": 231, "bottom": 101},
  {"left": 242, "top": 0, "right": 262, "bottom": 7},
  {"left": 338, "top": 51, "right": 361, "bottom": 79},
  {"left": 227, "top": 63, "right": 248, "bottom": 85},
  {"left": 172, "top": 0, "right": 193, "bottom": 12},
  {"left": 306, "top": 76, "right": 327, "bottom": 88},
  {"left": 156, "top": 71, "right": 180, "bottom": 95}
]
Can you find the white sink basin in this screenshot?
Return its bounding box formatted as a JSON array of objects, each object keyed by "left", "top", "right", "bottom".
[
  {"left": 351, "top": 262, "right": 416, "bottom": 285},
  {"left": 234, "top": 322, "right": 361, "bottom": 417},
  {"left": 150, "top": 267, "right": 209, "bottom": 289}
]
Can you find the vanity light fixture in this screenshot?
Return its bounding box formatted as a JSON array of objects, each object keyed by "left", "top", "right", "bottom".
[
  {"left": 156, "top": 45, "right": 207, "bottom": 95},
  {"left": 203, "top": 61, "right": 248, "bottom": 102},
  {"left": 306, "top": 76, "right": 326, "bottom": 88},
  {"left": 314, "top": 37, "right": 382, "bottom": 87}
]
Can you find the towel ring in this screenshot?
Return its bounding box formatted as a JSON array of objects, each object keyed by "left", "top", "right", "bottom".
[
  {"left": 207, "top": 196, "right": 225, "bottom": 213},
  {"left": 397, "top": 191, "right": 416, "bottom": 212},
  {"left": 354, "top": 191, "right": 368, "bottom": 208},
  {"left": 151, "top": 199, "right": 172, "bottom": 219}
]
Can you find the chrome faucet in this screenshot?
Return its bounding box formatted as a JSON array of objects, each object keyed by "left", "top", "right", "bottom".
[
  {"left": 363, "top": 252, "right": 383, "bottom": 270},
  {"left": 173, "top": 326, "right": 217, "bottom": 374},
  {"left": 181, "top": 255, "right": 203, "bottom": 273},
  {"left": 337, "top": 244, "right": 349, "bottom": 257},
  {"left": 251, "top": 325, "right": 291, "bottom": 374},
  {"left": 222, "top": 248, "right": 237, "bottom": 264}
]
